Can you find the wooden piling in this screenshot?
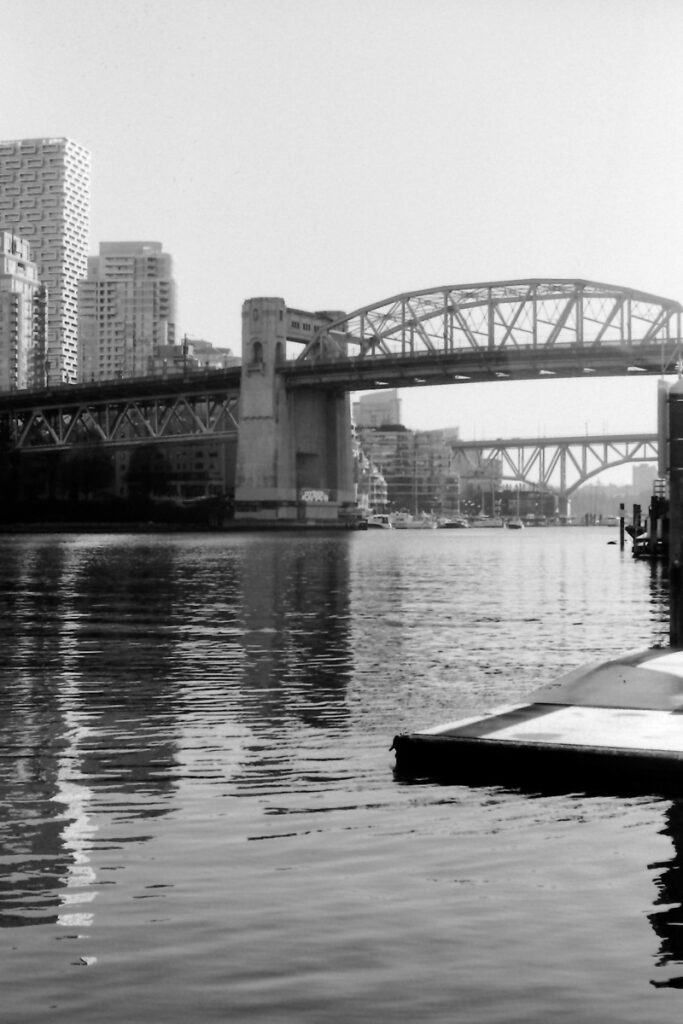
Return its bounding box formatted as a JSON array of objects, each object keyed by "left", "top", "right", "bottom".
[
  {"left": 668, "top": 380, "right": 683, "bottom": 646},
  {"left": 619, "top": 502, "right": 625, "bottom": 550}
]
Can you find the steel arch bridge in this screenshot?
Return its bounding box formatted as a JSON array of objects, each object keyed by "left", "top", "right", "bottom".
[
  {"left": 449, "top": 433, "right": 659, "bottom": 495},
  {"left": 288, "top": 279, "right": 683, "bottom": 388}
]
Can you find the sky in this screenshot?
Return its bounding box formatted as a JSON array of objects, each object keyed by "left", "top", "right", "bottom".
[{"left": 4, "top": 0, "right": 683, "bottom": 455}]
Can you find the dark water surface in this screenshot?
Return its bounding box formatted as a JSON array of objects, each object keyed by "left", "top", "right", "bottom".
[{"left": 1, "top": 527, "right": 682, "bottom": 1022}]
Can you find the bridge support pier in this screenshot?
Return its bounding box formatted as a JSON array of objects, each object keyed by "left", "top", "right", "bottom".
[{"left": 234, "top": 298, "right": 355, "bottom": 525}]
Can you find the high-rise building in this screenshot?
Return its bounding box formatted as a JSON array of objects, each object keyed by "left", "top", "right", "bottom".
[
  {"left": 78, "top": 241, "right": 177, "bottom": 381},
  {"left": 353, "top": 389, "right": 402, "bottom": 428},
  {"left": 0, "top": 137, "right": 91, "bottom": 385},
  {"left": 0, "top": 231, "right": 46, "bottom": 390}
]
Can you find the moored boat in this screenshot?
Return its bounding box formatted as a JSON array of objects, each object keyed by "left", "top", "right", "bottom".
[
  {"left": 469, "top": 515, "right": 505, "bottom": 528},
  {"left": 366, "top": 512, "right": 392, "bottom": 529},
  {"left": 391, "top": 512, "right": 438, "bottom": 529}
]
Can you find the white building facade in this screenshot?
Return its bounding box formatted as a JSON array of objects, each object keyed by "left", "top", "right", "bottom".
[
  {"left": 0, "top": 137, "right": 91, "bottom": 385},
  {"left": 78, "top": 241, "right": 177, "bottom": 381},
  {"left": 0, "top": 231, "right": 46, "bottom": 390}
]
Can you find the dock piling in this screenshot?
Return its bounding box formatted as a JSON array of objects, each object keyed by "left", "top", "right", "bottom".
[{"left": 668, "top": 380, "right": 683, "bottom": 645}]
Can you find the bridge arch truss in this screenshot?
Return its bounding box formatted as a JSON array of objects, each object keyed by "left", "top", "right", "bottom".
[
  {"left": 449, "top": 434, "right": 659, "bottom": 495},
  {"left": 292, "top": 280, "right": 683, "bottom": 388}
]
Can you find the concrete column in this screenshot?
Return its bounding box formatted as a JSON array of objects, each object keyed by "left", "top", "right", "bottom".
[
  {"left": 235, "top": 297, "right": 296, "bottom": 521},
  {"left": 235, "top": 297, "right": 356, "bottom": 525}
]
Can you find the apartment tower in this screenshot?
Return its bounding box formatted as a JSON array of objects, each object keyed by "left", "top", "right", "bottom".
[
  {"left": 78, "top": 241, "right": 177, "bottom": 381},
  {"left": 0, "top": 137, "right": 91, "bottom": 386},
  {"left": 0, "top": 231, "right": 47, "bottom": 390}
]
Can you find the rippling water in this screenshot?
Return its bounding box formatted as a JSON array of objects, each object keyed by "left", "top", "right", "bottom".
[{"left": 2, "top": 527, "right": 682, "bottom": 1022}]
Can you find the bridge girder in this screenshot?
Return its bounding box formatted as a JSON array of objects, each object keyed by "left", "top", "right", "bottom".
[
  {"left": 289, "top": 279, "right": 683, "bottom": 390},
  {"left": 449, "top": 433, "right": 659, "bottom": 494},
  {"left": 0, "top": 378, "right": 241, "bottom": 452}
]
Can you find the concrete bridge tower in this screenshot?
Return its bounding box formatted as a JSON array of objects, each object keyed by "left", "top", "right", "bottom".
[{"left": 235, "top": 297, "right": 356, "bottom": 524}]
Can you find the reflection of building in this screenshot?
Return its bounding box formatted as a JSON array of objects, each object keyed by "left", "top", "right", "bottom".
[
  {"left": 78, "top": 241, "right": 177, "bottom": 381},
  {"left": 0, "top": 231, "right": 46, "bottom": 390},
  {"left": 0, "top": 137, "right": 91, "bottom": 385}
]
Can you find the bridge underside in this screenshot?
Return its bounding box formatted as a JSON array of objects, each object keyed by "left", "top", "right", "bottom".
[
  {"left": 0, "top": 372, "right": 241, "bottom": 452},
  {"left": 283, "top": 343, "right": 679, "bottom": 391}
]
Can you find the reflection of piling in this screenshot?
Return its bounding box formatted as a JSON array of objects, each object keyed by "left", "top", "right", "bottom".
[{"left": 668, "top": 381, "right": 683, "bottom": 646}]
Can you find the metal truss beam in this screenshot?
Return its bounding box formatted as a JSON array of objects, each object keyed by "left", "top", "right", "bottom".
[
  {"left": 449, "top": 433, "right": 659, "bottom": 494},
  {"left": 288, "top": 279, "right": 683, "bottom": 390},
  {"left": 0, "top": 375, "right": 241, "bottom": 452}
]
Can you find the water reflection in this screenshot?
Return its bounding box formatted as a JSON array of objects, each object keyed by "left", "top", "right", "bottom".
[
  {"left": 0, "top": 534, "right": 356, "bottom": 928},
  {"left": 233, "top": 536, "right": 353, "bottom": 792},
  {"left": 0, "top": 528, "right": 681, "bottom": 1024},
  {"left": 649, "top": 799, "right": 683, "bottom": 986},
  {"left": 0, "top": 537, "right": 184, "bottom": 930}
]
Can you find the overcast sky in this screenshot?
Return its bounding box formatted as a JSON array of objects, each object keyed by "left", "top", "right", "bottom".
[{"left": 5, "top": 0, "right": 683, "bottom": 450}]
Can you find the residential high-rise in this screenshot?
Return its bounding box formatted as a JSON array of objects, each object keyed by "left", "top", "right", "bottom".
[
  {"left": 353, "top": 389, "right": 402, "bottom": 428},
  {"left": 78, "top": 241, "right": 177, "bottom": 381},
  {"left": 0, "top": 137, "right": 91, "bottom": 385},
  {"left": 0, "top": 231, "right": 46, "bottom": 390}
]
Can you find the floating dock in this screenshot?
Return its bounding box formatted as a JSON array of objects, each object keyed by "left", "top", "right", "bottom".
[{"left": 392, "top": 648, "right": 683, "bottom": 794}]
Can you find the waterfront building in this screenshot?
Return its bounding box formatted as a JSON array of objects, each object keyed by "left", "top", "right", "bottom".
[
  {"left": 78, "top": 241, "right": 177, "bottom": 381},
  {"left": 353, "top": 389, "right": 402, "bottom": 428},
  {"left": 356, "top": 424, "right": 456, "bottom": 515},
  {"left": 0, "top": 231, "right": 46, "bottom": 391},
  {"left": 0, "top": 137, "right": 91, "bottom": 385}
]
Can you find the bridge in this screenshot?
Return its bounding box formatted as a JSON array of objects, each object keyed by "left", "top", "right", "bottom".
[
  {"left": 449, "top": 433, "right": 659, "bottom": 514},
  {"left": 288, "top": 279, "right": 683, "bottom": 388},
  {"left": 0, "top": 279, "right": 680, "bottom": 523},
  {"left": 0, "top": 371, "right": 241, "bottom": 452}
]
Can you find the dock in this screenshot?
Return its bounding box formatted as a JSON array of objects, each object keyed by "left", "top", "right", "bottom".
[
  {"left": 392, "top": 648, "right": 683, "bottom": 793},
  {"left": 393, "top": 380, "right": 683, "bottom": 795}
]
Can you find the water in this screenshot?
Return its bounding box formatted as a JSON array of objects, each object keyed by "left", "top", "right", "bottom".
[{"left": 0, "top": 526, "right": 681, "bottom": 1022}]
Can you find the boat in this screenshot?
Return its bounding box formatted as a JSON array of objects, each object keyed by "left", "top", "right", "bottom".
[
  {"left": 366, "top": 512, "right": 392, "bottom": 529},
  {"left": 469, "top": 515, "right": 505, "bottom": 528},
  {"left": 392, "top": 647, "right": 683, "bottom": 794},
  {"left": 439, "top": 516, "right": 469, "bottom": 529},
  {"left": 390, "top": 511, "right": 437, "bottom": 529}
]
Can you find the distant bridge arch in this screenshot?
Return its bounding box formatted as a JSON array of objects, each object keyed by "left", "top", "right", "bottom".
[
  {"left": 449, "top": 433, "right": 659, "bottom": 502},
  {"left": 289, "top": 279, "right": 683, "bottom": 389}
]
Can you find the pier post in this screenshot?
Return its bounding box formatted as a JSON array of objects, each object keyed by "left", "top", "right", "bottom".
[
  {"left": 619, "top": 502, "right": 625, "bottom": 550},
  {"left": 668, "top": 380, "right": 683, "bottom": 645}
]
